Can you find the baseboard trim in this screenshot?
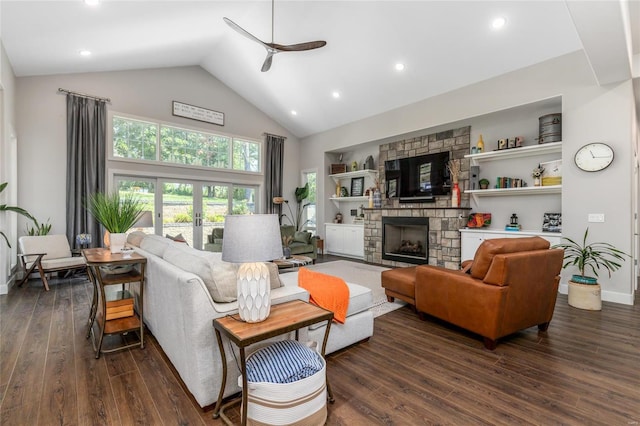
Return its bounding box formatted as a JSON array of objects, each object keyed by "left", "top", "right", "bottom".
[{"left": 558, "top": 283, "right": 634, "bottom": 305}]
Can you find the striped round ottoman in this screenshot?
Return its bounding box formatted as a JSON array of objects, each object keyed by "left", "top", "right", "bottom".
[{"left": 240, "top": 340, "right": 327, "bottom": 426}]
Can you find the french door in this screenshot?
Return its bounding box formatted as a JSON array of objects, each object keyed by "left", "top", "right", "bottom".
[{"left": 116, "top": 176, "right": 257, "bottom": 250}]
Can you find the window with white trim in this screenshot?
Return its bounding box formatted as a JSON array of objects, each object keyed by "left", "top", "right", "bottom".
[{"left": 112, "top": 115, "right": 261, "bottom": 173}]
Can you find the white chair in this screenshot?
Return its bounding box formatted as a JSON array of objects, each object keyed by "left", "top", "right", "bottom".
[{"left": 18, "top": 235, "right": 86, "bottom": 291}]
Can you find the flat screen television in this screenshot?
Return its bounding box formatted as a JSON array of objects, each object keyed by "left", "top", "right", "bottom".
[{"left": 385, "top": 151, "right": 451, "bottom": 202}]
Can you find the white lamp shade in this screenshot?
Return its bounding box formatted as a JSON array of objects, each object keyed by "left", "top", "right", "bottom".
[
  {"left": 222, "top": 214, "right": 283, "bottom": 323},
  {"left": 134, "top": 211, "right": 154, "bottom": 228},
  {"left": 222, "top": 214, "right": 283, "bottom": 262}
]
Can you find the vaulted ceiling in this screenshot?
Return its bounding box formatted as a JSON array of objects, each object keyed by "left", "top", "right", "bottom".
[{"left": 2, "top": 1, "right": 638, "bottom": 138}]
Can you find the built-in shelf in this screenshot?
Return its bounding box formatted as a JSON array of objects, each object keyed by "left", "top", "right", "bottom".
[
  {"left": 466, "top": 185, "right": 561, "bottom": 197},
  {"left": 329, "top": 169, "right": 378, "bottom": 184},
  {"left": 330, "top": 196, "right": 369, "bottom": 207},
  {"left": 465, "top": 141, "right": 562, "bottom": 163}
]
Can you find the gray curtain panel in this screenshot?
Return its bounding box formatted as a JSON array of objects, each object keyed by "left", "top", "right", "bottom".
[
  {"left": 66, "top": 94, "right": 107, "bottom": 248},
  {"left": 265, "top": 134, "right": 285, "bottom": 217}
]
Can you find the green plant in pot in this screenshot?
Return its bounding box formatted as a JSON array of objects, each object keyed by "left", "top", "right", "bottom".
[
  {"left": 479, "top": 178, "right": 490, "bottom": 190},
  {"left": 553, "top": 228, "right": 629, "bottom": 311},
  {"left": 86, "top": 192, "right": 144, "bottom": 254},
  {"left": 1, "top": 182, "right": 36, "bottom": 248}
]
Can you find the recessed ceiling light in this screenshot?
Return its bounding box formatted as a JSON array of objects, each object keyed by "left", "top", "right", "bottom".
[
  {"left": 84, "top": 0, "right": 100, "bottom": 5},
  {"left": 332, "top": 91, "right": 340, "bottom": 99},
  {"left": 395, "top": 63, "right": 405, "bottom": 71},
  {"left": 291, "top": 110, "right": 298, "bottom": 116},
  {"left": 79, "top": 49, "right": 92, "bottom": 56},
  {"left": 492, "top": 17, "right": 506, "bottom": 29}
]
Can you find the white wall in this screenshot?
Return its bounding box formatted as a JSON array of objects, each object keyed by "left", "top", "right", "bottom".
[
  {"left": 0, "top": 40, "right": 18, "bottom": 293},
  {"left": 301, "top": 51, "right": 637, "bottom": 305},
  {"left": 15, "top": 65, "right": 300, "bottom": 240}
]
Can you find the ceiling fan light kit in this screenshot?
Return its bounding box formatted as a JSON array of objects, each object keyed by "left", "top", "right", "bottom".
[{"left": 223, "top": 0, "right": 326, "bottom": 72}]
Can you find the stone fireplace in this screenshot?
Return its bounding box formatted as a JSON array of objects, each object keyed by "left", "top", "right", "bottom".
[
  {"left": 382, "top": 217, "right": 429, "bottom": 265},
  {"left": 364, "top": 207, "right": 468, "bottom": 268}
]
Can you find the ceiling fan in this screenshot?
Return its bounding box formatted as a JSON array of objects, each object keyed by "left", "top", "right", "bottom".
[{"left": 223, "top": 0, "right": 326, "bottom": 72}]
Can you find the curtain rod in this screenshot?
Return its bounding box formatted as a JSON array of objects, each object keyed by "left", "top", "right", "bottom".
[
  {"left": 58, "top": 88, "right": 111, "bottom": 103},
  {"left": 262, "top": 132, "right": 287, "bottom": 141}
]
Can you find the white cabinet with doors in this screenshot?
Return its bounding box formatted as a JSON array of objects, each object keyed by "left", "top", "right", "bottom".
[
  {"left": 325, "top": 224, "right": 364, "bottom": 259},
  {"left": 460, "top": 229, "right": 563, "bottom": 261}
]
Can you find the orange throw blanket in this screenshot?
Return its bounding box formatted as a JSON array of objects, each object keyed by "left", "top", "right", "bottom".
[{"left": 298, "top": 267, "right": 350, "bottom": 324}]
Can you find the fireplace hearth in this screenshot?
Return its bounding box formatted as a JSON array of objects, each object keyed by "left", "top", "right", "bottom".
[{"left": 382, "top": 217, "right": 429, "bottom": 265}]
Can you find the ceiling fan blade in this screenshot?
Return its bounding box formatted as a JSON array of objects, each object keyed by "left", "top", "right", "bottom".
[
  {"left": 261, "top": 51, "right": 275, "bottom": 72},
  {"left": 267, "top": 40, "right": 327, "bottom": 52},
  {"left": 223, "top": 17, "right": 269, "bottom": 49}
]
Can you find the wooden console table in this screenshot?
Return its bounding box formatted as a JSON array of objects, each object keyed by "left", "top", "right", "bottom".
[
  {"left": 83, "top": 248, "right": 146, "bottom": 359},
  {"left": 212, "top": 299, "right": 334, "bottom": 425}
]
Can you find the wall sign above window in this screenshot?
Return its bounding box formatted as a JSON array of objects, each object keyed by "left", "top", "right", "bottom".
[{"left": 172, "top": 101, "right": 224, "bottom": 126}]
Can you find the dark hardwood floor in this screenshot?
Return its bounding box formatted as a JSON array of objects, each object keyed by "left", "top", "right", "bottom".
[{"left": 1, "top": 259, "right": 639, "bottom": 425}]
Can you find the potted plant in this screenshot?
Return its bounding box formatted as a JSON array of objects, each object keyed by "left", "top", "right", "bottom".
[
  {"left": 553, "top": 228, "right": 629, "bottom": 310},
  {"left": 1, "top": 182, "right": 36, "bottom": 248},
  {"left": 479, "top": 178, "right": 490, "bottom": 190},
  {"left": 86, "top": 192, "right": 144, "bottom": 253},
  {"left": 273, "top": 183, "right": 312, "bottom": 232},
  {"left": 532, "top": 164, "right": 545, "bottom": 187}
]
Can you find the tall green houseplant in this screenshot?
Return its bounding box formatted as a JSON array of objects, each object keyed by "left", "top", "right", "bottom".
[
  {"left": 553, "top": 228, "right": 629, "bottom": 310},
  {"left": 1, "top": 182, "right": 35, "bottom": 248}
]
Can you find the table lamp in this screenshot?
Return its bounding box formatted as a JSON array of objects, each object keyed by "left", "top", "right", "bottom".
[
  {"left": 133, "top": 210, "right": 153, "bottom": 230},
  {"left": 221, "top": 214, "right": 283, "bottom": 323}
]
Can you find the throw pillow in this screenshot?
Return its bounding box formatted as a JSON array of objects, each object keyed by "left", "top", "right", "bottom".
[
  {"left": 166, "top": 233, "right": 188, "bottom": 244},
  {"left": 246, "top": 340, "right": 324, "bottom": 384},
  {"left": 162, "top": 245, "right": 238, "bottom": 303},
  {"left": 293, "top": 231, "right": 311, "bottom": 244},
  {"left": 126, "top": 231, "right": 146, "bottom": 247},
  {"left": 265, "top": 262, "right": 283, "bottom": 289}
]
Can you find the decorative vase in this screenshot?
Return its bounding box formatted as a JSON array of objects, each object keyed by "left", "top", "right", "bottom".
[
  {"left": 476, "top": 134, "right": 485, "bottom": 153},
  {"left": 109, "top": 232, "right": 127, "bottom": 254},
  {"left": 373, "top": 189, "right": 382, "bottom": 208},
  {"left": 237, "top": 262, "right": 271, "bottom": 322},
  {"left": 283, "top": 246, "right": 292, "bottom": 259},
  {"left": 534, "top": 177, "right": 541, "bottom": 186},
  {"left": 451, "top": 183, "right": 461, "bottom": 207}
]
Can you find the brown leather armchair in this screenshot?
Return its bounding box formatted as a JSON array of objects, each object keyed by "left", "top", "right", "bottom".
[{"left": 414, "top": 237, "right": 564, "bottom": 350}]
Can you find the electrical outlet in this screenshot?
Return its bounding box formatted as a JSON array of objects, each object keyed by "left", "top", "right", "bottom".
[{"left": 588, "top": 213, "right": 605, "bottom": 223}]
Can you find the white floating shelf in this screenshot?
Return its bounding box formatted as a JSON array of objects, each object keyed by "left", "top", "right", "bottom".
[
  {"left": 465, "top": 141, "right": 562, "bottom": 163},
  {"left": 466, "top": 185, "right": 562, "bottom": 197},
  {"left": 329, "top": 169, "right": 377, "bottom": 184}
]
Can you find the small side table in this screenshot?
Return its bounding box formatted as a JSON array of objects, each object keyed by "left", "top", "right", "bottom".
[
  {"left": 316, "top": 238, "right": 324, "bottom": 256},
  {"left": 83, "top": 248, "right": 146, "bottom": 359},
  {"left": 213, "top": 300, "right": 334, "bottom": 426}
]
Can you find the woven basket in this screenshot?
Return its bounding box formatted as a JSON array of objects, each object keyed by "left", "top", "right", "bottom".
[{"left": 240, "top": 346, "right": 327, "bottom": 426}]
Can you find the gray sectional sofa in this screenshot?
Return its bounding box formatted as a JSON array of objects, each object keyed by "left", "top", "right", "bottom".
[{"left": 125, "top": 232, "right": 373, "bottom": 408}]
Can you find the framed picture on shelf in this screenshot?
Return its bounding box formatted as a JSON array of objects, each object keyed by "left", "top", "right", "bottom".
[{"left": 351, "top": 177, "right": 364, "bottom": 197}]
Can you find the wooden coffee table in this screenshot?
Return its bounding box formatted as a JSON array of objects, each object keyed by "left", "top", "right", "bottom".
[{"left": 272, "top": 255, "right": 313, "bottom": 270}]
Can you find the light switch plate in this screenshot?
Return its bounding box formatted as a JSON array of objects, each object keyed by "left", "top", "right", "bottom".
[{"left": 588, "top": 213, "right": 605, "bottom": 223}]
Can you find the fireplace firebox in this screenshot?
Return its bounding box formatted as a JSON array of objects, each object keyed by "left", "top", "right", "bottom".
[{"left": 382, "top": 217, "right": 429, "bottom": 264}]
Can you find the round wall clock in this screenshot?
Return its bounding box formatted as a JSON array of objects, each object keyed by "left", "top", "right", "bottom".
[{"left": 574, "top": 143, "right": 614, "bottom": 172}]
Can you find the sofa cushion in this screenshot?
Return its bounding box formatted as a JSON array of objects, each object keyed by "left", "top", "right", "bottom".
[
  {"left": 140, "top": 234, "right": 172, "bottom": 257},
  {"left": 470, "top": 236, "right": 550, "bottom": 280},
  {"left": 127, "top": 231, "right": 147, "bottom": 248},
  {"left": 162, "top": 244, "right": 238, "bottom": 302},
  {"left": 293, "top": 231, "right": 311, "bottom": 244},
  {"left": 289, "top": 243, "right": 314, "bottom": 255}
]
